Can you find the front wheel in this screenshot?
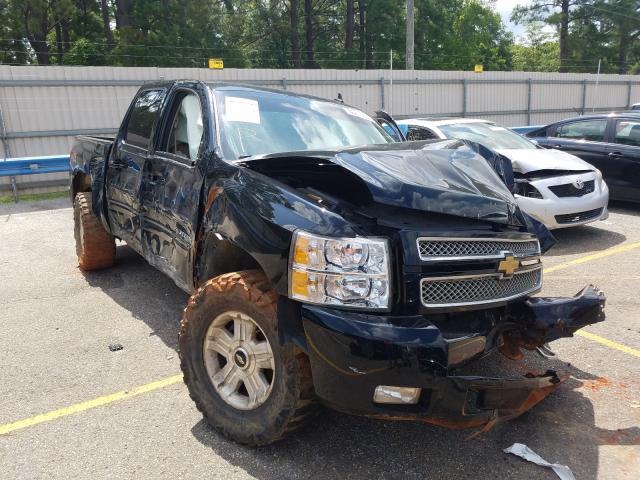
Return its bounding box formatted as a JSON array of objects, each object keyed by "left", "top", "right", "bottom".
[{"left": 179, "top": 271, "right": 316, "bottom": 446}]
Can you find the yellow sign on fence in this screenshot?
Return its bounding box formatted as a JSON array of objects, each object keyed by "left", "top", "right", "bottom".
[
  {"left": 208, "top": 58, "right": 224, "bottom": 69},
  {"left": 474, "top": 64, "right": 483, "bottom": 73}
]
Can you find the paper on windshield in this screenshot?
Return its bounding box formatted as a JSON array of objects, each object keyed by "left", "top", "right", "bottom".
[{"left": 225, "top": 96, "right": 261, "bottom": 124}]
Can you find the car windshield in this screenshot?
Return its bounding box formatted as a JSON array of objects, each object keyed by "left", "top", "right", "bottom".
[
  {"left": 439, "top": 122, "right": 537, "bottom": 150},
  {"left": 214, "top": 89, "right": 393, "bottom": 159}
]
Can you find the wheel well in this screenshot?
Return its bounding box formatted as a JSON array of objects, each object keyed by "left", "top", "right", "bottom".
[
  {"left": 72, "top": 172, "right": 91, "bottom": 199},
  {"left": 195, "top": 235, "right": 262, "bottom": 287}
]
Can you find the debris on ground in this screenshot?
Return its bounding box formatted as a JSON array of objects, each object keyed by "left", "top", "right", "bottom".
[
  {"left": 504, "top": 443, "right": 575, "bottom": 480},
  {"left": 108, "top": 343, "right": 123, "bottom": 352}
]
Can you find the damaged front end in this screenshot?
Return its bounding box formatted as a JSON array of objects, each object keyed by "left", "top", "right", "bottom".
[
  {"left": 238, "top": 140, "right": 606, "bottom": 432},
  {"left": 299, "top": 285, "right": 605, "bottom": 432}
]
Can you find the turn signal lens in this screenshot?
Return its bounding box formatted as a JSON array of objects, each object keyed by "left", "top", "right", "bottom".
[{"left": 373, "top": 386, "right": 421, "bottom": 404}]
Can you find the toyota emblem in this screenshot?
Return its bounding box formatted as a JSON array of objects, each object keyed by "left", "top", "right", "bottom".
[{"left": 573, "top": 179, "right": 584, "bottom": 189}]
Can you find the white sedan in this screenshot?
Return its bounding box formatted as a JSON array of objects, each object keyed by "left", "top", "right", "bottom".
[{"left": 396, "top": 117, "right": 609, "bottom": 229}]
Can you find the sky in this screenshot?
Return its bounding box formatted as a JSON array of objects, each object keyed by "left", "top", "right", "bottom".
[
  {"left": 495, "top": 0, "right": 527, "bottom": 38},
  {"left": 494, "top": 0, "right": 553, "bottom": 42}
]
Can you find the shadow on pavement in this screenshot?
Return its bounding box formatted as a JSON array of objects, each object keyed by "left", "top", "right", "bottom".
[
  {"left": 545, "top": 225, "right": 627, "bottom": 257},
  {"left": 81, "top": 242, "right": 640, "bottom": 480},
  {"left": 192, "top": 344, "right": 640, "bottom": 480},
  {"left": 82, "top": 243, "right": 188, "bottom": 349},
  {"left": 608, "top": 200, "right": 640, "bottom": 217},
  {"left": 189, "top": 350, "right": 640, "bottom": 480}
]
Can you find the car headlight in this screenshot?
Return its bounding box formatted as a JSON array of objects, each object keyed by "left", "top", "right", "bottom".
[
  {"left": 595, "top": 169, "right": 603, "bottom": 185},
  {"left": 289, "top": 231, "right": 390, "bottom": 310}
]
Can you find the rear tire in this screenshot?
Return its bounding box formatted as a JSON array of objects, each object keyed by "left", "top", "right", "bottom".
[
  {"left": 179, "top": 270, "right": 316, "bottom": 446},
  {"left": 73, "top": 192, "right": 115, "bottom": 271}
]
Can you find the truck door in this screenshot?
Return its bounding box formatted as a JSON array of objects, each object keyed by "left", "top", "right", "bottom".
[
  {"left": 141, "top": 87, "right": 206, "bottom": 292},
  {"left": 106, "top": 88, "right": 166, "bottom": 254},
  {"left": 604, "top": 117, "right": 640, "bottom": 201}
]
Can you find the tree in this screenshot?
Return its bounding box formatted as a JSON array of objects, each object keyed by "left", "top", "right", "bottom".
[
  {"left": 289, "top": 0, "right": 301, "bottom": 67},
  {"left": 511, "top": 24, "right": 560, "bottom": 71},
  {"left": 512, "top": 0, "right": 580, "bottom": 72},
  {"left": 345, "top": 0, "right": 354, "bottom": 50},
  {"left": 100, "top": 0, "right": 113, "bottom": 48},
  {"left": 513, "top": 0, "right": 640, "bottom": 73},
  {"left": 304, "top": 0, "right": 315, "bottom": 67},
  {"left": 0, "top": 0, "right": 520, "bottom": 71}
]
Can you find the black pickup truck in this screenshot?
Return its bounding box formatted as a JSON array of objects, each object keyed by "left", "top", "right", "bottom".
[{"left": 70, "top": 80, "right": 605, "bottom": 446}]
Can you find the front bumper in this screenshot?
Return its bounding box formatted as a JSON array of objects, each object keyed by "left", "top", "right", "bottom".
[
  {"left": 515, "top": 173, "right": 609, "bottom": 229},
  {"left": 301, "top": 285, "right": 605, "bottom": 430}
]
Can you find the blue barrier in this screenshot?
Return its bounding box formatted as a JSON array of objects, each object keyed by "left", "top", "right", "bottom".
[
  {"left": 0, "top": 154, "right": 69, "bottom": 201},
  {"left": 0, "top": 154, "right": 69, "bottom": 177},
  {"left": 510, "top": 126, "right": 543, "bottom": 135}
]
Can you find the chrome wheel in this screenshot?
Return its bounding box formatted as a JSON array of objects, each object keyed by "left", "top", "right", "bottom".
[{"left": 203, "top": 311, "right": 275, "bottom": 410}]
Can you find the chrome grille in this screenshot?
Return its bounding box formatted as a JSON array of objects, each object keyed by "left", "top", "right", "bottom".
[
  {"left": 548, "top": 180, "right": 595, "bottom": 198},
  {"left": 417, "top": 237, "right": 540, "bottom": 261},
  {"left": 555, "top": 207, "right": 603, "bottom": 224},
  {"left": 421, "top": 268, "right": 542, "bottom": 307}
]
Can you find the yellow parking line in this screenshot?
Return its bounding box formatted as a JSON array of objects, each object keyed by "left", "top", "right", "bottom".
[
  {"left": 0, "top": 374, "right": 183, "bottom": 436},
  {"left": 3, "top": 241, "right": 640, "bottom": 437},
  {"left": 541, "top": 240, "right": 640, "bottom": 358},
  {"left": 575, "top": 330, "right": 640, "bottom": 358},
  {"left": 543, "top": 240, "right": 640, "bottom": 274}
]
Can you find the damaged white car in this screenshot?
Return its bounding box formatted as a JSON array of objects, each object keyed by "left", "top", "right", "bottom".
[{"left": 397, "top": 118, "right": 609, "bottom": 229}]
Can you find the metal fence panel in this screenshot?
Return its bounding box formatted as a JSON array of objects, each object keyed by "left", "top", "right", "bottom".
[{"left": 1, "top": 65, "right": 639, "bottom": 193}]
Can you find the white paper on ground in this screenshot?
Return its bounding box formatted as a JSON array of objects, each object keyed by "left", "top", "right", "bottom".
[{"left": 504, "top": 443, "right": 576, "bottom": 480}]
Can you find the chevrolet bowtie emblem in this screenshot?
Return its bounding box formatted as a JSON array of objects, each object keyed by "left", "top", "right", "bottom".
[{"left": 497, "top": 255, "right": 520, "bottom": 278}]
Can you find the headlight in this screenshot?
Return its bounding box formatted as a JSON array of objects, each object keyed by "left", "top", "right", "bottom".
[
  {"left": 595, "top": 169, "right": 603, "bottom": 184},
  {"left": 513, "top": 180, "right": 543, "bottom": 199},
  {"left": 289, "top": 231, "right": 390, "bottom": 310}
]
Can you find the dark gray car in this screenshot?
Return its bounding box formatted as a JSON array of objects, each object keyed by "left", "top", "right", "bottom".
[{"left": 528, "top": 113, "right": 640, "bottom": 202}]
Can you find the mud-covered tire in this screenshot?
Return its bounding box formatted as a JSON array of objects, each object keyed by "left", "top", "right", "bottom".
[
  {"left": 179, "top": 270, "right": 316, "bottom": 446},
  {"left": 73, "top": 192, "right": 115, "bottom": 271}
]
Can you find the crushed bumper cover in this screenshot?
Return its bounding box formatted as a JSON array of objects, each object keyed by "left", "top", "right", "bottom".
[{"left": 301, "top": 285, "right": 605, "bottom": 430}]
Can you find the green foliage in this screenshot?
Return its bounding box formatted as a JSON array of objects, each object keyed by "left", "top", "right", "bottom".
[
  {"left": 0, "top": 0, "right": 635, "bottom": 72},
  {"left": 510, "top": 24, "right": 560, "bottom": 72},
  {"left": 512, "top": 0, "right": 640, "bottom": 73}
]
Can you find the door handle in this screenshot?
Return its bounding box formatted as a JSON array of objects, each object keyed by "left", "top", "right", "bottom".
[
  {"left": 148, "top": 174, "right": 166, "bottom": 185},
  {"left": 608, "top": 151, "right": 624, "bottom": 158}
]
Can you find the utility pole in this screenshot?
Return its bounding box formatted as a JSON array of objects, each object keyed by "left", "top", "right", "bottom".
[{"left": 406, "top": 0, "right": 414, "bottom": 70}]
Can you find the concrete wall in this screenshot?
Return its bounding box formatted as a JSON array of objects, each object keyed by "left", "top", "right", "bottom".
[{"left": 1, "top": 65, "right": 638, "bottom": 193}]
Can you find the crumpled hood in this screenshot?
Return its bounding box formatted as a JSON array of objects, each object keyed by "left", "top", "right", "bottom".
[
  {"left": 245, "top": 140, "right": 523, "bottom": 225},
  {"left": 495, "top": 148, "right": 595, "bottom": 174}
]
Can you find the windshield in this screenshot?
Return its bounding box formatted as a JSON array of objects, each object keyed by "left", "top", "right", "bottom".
[
  {"left": 214, "top": 89, "right": 392, "bottom": 159},
  {"left": 439, "top": 122, "right": 537, "bottom": 150}
]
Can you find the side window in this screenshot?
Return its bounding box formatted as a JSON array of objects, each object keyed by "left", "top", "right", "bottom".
[
  {"left": 613, "top": 119, "right": 640, "bottom": 147},
  {"left": 125, "top": 89, "right": 165, "bottom": 149},
  {"left": 407, "top": 126, "right": 437, "bottom": 141},
  {"left": 162, "top": 93, "right": 204, "bottom": 161},
  {"left": 554, "top": 119, "right": 607, "bottom": 142},
  {"left": 377, "top": 120, "right": 402, "bottom": 141}
]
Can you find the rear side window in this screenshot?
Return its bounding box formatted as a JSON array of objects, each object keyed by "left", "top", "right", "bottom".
[
  {"left": 554, "top": 119, "right": 607, "bottom": 142},
  {"left": 407, "top": 126, "right": 438, "bottom": 141},
  {"left": 613, "top": 119, "right": 640, "bottom": 147},
  {"left": 125, "top": 89, "right": 165, "bottom": 148}
]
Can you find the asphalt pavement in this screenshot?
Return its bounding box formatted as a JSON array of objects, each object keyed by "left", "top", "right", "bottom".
[{"left": 0, "top": 197, "right": 638, "bottom": 479}]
